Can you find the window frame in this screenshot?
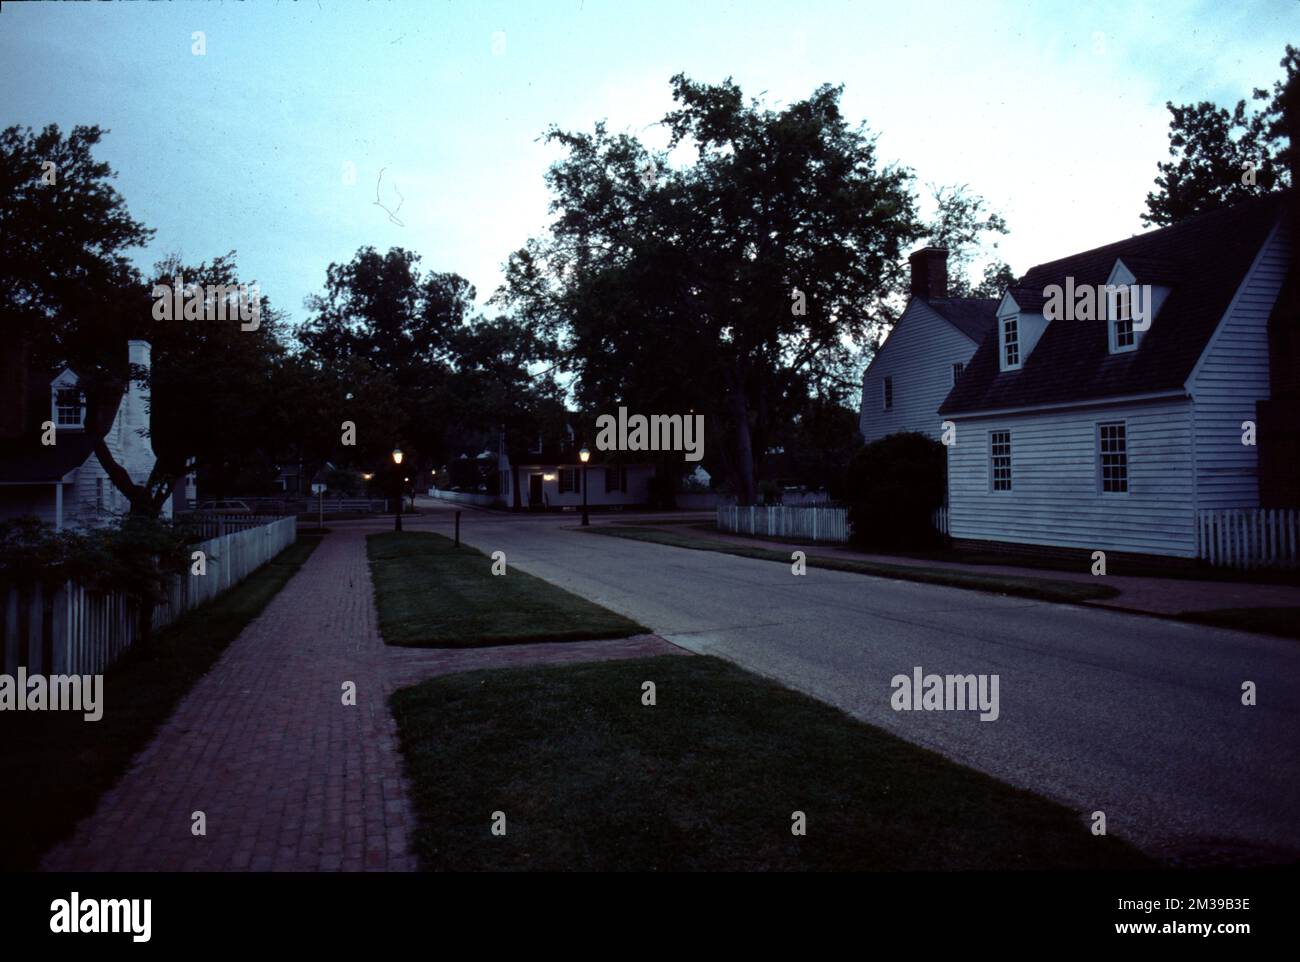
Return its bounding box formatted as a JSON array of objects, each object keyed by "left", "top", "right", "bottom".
[
  {"left": 882, "top": 376, "right": 893, "bottom": 411},
  {"left": 54, "top": 387, "right": 85, "bottom": 428},
  {"left": 1001, "top": 315, "right": 1021, "bottom": 370},
  {"left": 1097, "top": 421, "right": 1129, "bottom": 494},
  {"left": 989, "top": 430, "right": 1012, "bottom": 492},
  {"left": 952, "top": 362, "right": 965, "bottom": 386}
]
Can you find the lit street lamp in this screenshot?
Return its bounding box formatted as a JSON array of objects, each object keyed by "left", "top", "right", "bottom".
[
  {"left": 392, "top": 446, "right": 403, "bottom": 532},
  {"left": 579, "top": 446, "right": 590, "bottom": 527}
]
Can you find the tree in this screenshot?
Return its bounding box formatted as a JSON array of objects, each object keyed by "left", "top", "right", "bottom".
[
  {"left": 1143, "top": 45, "right": 1297, "bottom": 227},
  {"left": 498, "top": 75, "right": 924, "bottom": 504},
  {"left": 924, "top": 183, "right": 1011, "bottom": 297},
  {"left": 844, "top": 432, "right": 946, "bottom": 550},
  {"left": 296, "top": 247, "right": 475, "bottom": 471},
  {"left": 0, "top": 124, "right": 154, "bottom": 366},
  {"left": 1, "top": 124, "right": 294, "bottom": 517}
]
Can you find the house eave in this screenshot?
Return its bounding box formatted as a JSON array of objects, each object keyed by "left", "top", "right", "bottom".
[{"left": 941, "top": 388, "right": 1189, "bottom": 421}]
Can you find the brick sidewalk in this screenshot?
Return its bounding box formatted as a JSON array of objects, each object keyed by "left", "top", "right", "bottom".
[{"left": 42, "top": 528, "right": 682, "bottom": 872}]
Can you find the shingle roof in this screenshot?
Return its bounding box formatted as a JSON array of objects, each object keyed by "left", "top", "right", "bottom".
[
  {"left": 925, "top": 298, "right": 999, "bottom": 342},
  {"left": 0, "top": 433, "right": 97, "bottom": 483},
  {"left": 940, "top": 192, "right": 1289, "bottom": 415}
]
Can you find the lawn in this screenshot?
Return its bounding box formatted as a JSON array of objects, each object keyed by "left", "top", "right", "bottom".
[
  {"left": 0, "top": 533, "right": 322, "bottom": 872},
  {"left": 367, "top": 531, "right": 647, "bottom": 647},
  {"left": 583, "top": 525, "right": 1119, "bottom": 605},
  {"left": 390, "top": 655, "right": 1157, "bottom": 871}
]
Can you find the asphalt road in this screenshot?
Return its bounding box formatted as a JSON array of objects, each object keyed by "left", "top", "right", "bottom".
[{"left": 386, "top": 504, "right": 1300, "bottom": 863}]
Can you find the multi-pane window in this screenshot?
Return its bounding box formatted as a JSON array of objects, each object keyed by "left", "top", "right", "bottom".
[
  {"left": 1112, "top": 288, "right": 1135, "bottom": 349},
  {"left": 56, "top": 388, "right": 84, "bottom": 426},
  {"left": 952, "top": 362, "right": 965, "bottom": 385},
  {"left": 1002, "top": 316, "right": 1020, "bottom": 367},
  {"left": 604, "top": 466, "right": 627, "bottom": 493},
  {"left": 1099, "top": 422, "right": 1128, "bottom": 493},
  {"left": 558, "top": 468, "right": 579, "bottom": 493},
  {"left": 882, "top": 376, "right": 893, "bottom": 410},
  {"left": 990, "top": 431, "right": 1012, "bottom": 491}
]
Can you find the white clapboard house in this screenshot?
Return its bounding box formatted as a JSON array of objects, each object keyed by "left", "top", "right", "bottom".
[
  {"left": 0, "top": 339, "right": 171, "bottom": 530},
  {"left": 938, "top": 193, "right": 1297, "bottom": 561},
  {"left": 859, "top": 247, "right": 998, "bottom": 444}
]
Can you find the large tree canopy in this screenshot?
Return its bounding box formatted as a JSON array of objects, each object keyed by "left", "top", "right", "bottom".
[
  {"left": 1143, "top": 45, "right": 1297, "bottom": 228},
  {"left": 497, "top": 75, "right": 926, "bottom": 503}
]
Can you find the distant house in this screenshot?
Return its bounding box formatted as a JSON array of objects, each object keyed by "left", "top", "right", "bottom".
[
  {"left": 434, "top": 423, "right": 657, "bottom": 510},
  {"left": 0, "top": 339, "right": 171, "bottom": 530},
  {"left": 859, "top": 247, "right": 997, "bottom": 444},
  {"left": 939, "top": 193, "right": 1296, "bottom": 560},
  {"left": 500, "top": 425, "right": 657, "bottom": 511}
]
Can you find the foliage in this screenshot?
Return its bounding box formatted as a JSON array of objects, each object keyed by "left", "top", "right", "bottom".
[
  {"left": 843, "top": 432, "right": 947, "bottom": 550},
  {"left": 0, "top": 515, "right": 188, "bottom": 603},
  {"left": 1143, "top": 45, "right": 1296, "bottom": 227},
  {"left": 497, "top": 75, "right": 925, "bottom": 504}
]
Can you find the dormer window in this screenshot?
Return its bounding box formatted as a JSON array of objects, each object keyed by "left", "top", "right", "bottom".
[
  {"left": 1001, "top": 315, "right": 1021, "bottom": 369},
  {"left": 55, "top": 388, "right": 85, "bottom": 428},
  {"left": 1110, "top": 287, "right": 1136, "bottom": 352}
]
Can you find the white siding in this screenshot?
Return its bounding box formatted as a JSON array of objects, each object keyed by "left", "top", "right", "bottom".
[
  {"left": 859, "top": 300, "right": 979, "bottom": 444},
  {"left": 947, "top": 397, "right": 1197, "bottom": 557},
  {"left": 1188, "top": 218, "right": 1289, "bottom": 510},
  {"left": 510, "top": 464, "right": 656, "bottom": 509}
]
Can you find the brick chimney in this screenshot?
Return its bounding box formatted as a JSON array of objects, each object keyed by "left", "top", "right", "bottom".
[
  {"left": 0, "top": 337, "right": 30, "bottom": 441},
  {"left": 909, "top": 247, "right": 949, "bottom": 300}
]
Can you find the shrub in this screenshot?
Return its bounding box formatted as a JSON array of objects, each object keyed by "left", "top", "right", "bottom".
[{"left": 844, "top": 432, "right": 947, "bottom": 550}]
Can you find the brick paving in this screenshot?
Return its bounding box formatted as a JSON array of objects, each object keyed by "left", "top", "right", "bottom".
[{"left": 42, "top": 527, "right": 683, "bottom": 872}]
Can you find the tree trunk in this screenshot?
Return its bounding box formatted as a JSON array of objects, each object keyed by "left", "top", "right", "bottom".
[{"left": 730, "top": 388, "right": 757, "bottom": 505}]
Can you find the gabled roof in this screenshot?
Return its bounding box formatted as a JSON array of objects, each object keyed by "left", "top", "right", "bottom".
[
  {"left": 940, "top": 192, "right": 1289, "bottom": 415},
  {"left": 925, "top": 298, "right": 999, "bottom": 342}
]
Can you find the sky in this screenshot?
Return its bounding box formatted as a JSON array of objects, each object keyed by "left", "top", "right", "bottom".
[{"left": 2, "top": 0, "right": 1296, "bottom": 330}]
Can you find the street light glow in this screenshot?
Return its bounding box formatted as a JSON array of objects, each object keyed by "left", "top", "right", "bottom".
[
  {"left": 579, "top": 447, "right": 590, "bottom": 463},
  {"left": 392, "top": 447, "right": 403, "bottom": 465}
]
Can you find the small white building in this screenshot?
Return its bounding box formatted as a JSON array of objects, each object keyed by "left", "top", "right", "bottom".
[
  {"left": 938, "top": 194, "right": 1293, "bottom": 560},
  {"left": 0, "top": 339, "right": 170, "bottom": 530},
  {"left": 859, "top": 247, "right": 997, "bottom": 444}
]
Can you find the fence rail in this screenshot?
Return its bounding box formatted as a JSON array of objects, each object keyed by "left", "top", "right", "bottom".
[
  {"left": 427, "top": 489, "right": 502, "bottom": 508},
  {"left": 187, "top": 497, "right": 386, "bottom": 517},
  {"left": 1197, "top": 508, "right": 1300, "bottom": 569},
  {"left": 2, "top": 516, "right": 297, "bottom": 677},
  {"left": 716, "top": 504, "right": 851, "bottom": 543}
]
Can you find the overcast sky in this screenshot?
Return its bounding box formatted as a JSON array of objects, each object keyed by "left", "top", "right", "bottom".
[{"left": 3, "top": 0, "right": 1296, "bottom": 328}]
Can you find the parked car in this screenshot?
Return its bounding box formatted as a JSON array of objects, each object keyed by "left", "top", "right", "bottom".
[{"left": 195, "top": 500, "right": 253, "bottom": 514}]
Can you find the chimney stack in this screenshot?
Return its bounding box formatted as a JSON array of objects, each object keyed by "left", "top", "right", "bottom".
[{"left": 909, "top": 247, "right": 949, "bottom": 300}]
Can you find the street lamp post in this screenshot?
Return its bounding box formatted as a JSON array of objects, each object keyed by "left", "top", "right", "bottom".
[
  {"left": 392, "top": 446, "right": 403, "bottom": 532},
  {"left": 579, "top": 446, "right": 590, "bottom": 527}
]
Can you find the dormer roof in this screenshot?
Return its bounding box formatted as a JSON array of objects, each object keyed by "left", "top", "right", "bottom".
[{"left": 940, "top": 192, "right": 1288, "bottom": 415}]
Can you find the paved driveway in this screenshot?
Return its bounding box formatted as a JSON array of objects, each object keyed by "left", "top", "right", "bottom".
[{"left": 397, "top": 503, "right": 1300, "bottom": 864}]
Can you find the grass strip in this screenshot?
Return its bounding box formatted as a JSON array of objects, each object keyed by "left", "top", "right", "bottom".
[
  {"left": 584, "top": 525, "right": 1119, "bottom": 604},
  {"left": 391, "top": 655, "right": 1156, "bottom": 871},
  {"left": 367, "top": 531, "right": 647, "bottom": 647}
]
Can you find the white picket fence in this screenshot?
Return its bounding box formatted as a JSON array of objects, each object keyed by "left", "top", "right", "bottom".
[
  {"left": 427, "top": 488, "right": 501, "bottom": 507},
  {"left": 1197, "top": 508, "right": 1300, "bottom": 569},
  {"left": 716, "top": 504, "right": 850, "bottom": 543},
  {"left": 716, "top": 503, "right": 952, "bottom": 543},
  {"left": 2, "top": 516, "right": 297, "bottom": 677}
]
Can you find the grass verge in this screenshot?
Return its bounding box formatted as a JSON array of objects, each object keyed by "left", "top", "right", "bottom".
[
  {"left": 391, "top": 655, "right": 1156, "bottom": 871},
  {"left": 584, "top": 525, "right": 1119, "bottom": 604},
  {"left": 0, "top": 533, "right": 322, "bottom": 872},
  {"left": 367, "top": 531, "right": 647, "bottom": 647}
]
